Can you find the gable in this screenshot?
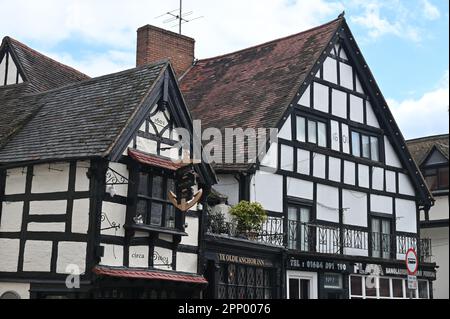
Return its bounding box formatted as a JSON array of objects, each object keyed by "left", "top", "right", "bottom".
[
  {"left": 269, "top": 20, "right": 432, "bottom": 207},
  {"left": 423, "top": 148, "right": 448, "bottom": 167},
  {"left": 0, "top": 46, "right": 24, "bottom": 86}
]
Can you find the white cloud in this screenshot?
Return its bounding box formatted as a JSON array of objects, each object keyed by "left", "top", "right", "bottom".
[
  {"left": 349, "top": 0, "right": 422, "bottom": 42},
  {"left": 421, "top": 0, "right": 441, "bottom": 20},
  {"left": 388, "top": 70, "right": 449, "bottom": 139}
]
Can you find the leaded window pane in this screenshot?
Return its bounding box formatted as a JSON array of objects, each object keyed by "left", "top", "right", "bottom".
[
  {"left": 150, "top": 202, "right": 163, "bottom": 226},
  {"left": 152, "top": 175, "right": 164, "bottom": 198},
  {"left": 138, "top": 172, "right": 149, "bottom": 195}
]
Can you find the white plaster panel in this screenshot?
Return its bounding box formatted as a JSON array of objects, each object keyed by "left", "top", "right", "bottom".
[
  {"left": 214, "top": 174, "right": 239, "bottom": 206},
  {"left": 27, "top": 222, "right": 65, "bottom": 232},
  {"left": 340, "top": 62, "right": 353, "bottom": 90},
  {"left": 101, "top": 201, "right": 126, "bottom": 237},
  {"left": 398, "top": 173, "right": 415, "bottom": 196},
  {"left": 153, "top": 247, "right": 172, "bottom": 271},
  {"left": 278, "top": 115, "right": 292, "bottom": 141},
  {"left": 4, "top": 167, "right": 27, "bottom": 195},
  {"left": 281, "top": 145, "right": 294, "bottom": 171},
  {"left": 313, "top": 82, "right": 329, "bottom": 113},
  {"left": 0, "top": 282, "right": 30, "bottom": 299},
  {"left": 100, "top": 244, "right": 123, "bottom": 267},
  {"left": 287, "top": 178, "right": 314, "bottom": 200},
  {"left": 358, "top": 164, "right": 370, "bottom": 188},
  {"left": 129, "top": 246, "right": 149, "bottom": 268},
  {"left": 136, "top": 136, "right": 157, "bottom": 155},
  {"left": 75, "top": 161, "right": 90, "bottom": 192},
  {"left": 350, "top": 95, "right": 364, "bottom": 123},
  {"left": 344, "top": 161, "right": 355, "bottom": 185},
  {"left": 31, "top": 163, "right": 69, "bottom": 193},
  {"left": 260, "top": 143, "right": 278, "bottom": 169},
  {"left": 343, "top": 190, "right": 368, "bottom": 227},
  {"left": 72, "top": 199, "right": 90, "bottom": 234},
  {"left": 0, "top": 56, "right": 5, "bottom": 83},
  {"left": 313, "top": 153, "right": 326, "bottom": 179},
  {"left": 181, "top": 216, "right": 199, "bottom": 246},
  {"left": 0, "top": 239, "right": 20, "bottom": 272},
  {"left": 251, "top": 171, "right": 283, "bottom": 212},
  {"left": 385, "top": 170, "right": 397, "bottom": 193},
  {"left": 344, "top": 247, "right": 369, "bottom": 257},
  {"left": 297, "top": 149, "right": 310, "bottom": 175},
  {"left": 0, "top": 201, "right": 23, "bottom": 232},
  {"left": 428, "top": 196, "right": 449, "bottom": 221},
  {"left": 330, "top": 120, "right": 340, "bottom": 151},
  {"left": 159, "top": 234, "right": 173, "bottom": 242},
  {"left": 6, "top": 58, "right": 18, "bottom": 85},
  {"left": 23, "top": 240, "right": 52, "bottom": 272},
  {"left": 316, "top": 184, "right": 339, "bottom": 223},
  {"left": 366, "top": 101, "right": 380, "bottom": 128},
  {"left": 370, "top": 195, "right": 393, "bottom": 214},
  {"left": 298, "top": 85, "right": 310, "bottom": 107},
  {"left": 384, "top": 136, "right": 402, "bottom": 168},
  {"left": 29, "top": 200, "right": 67, "bottom": 215},
  {"left": 372, "top": 167, "right": 384, "bottom": 191},
  {"left": 107, "top": 162, "right": 129, "bottom": 197},
  {"left": 331, "top": 89, "right": 347, "bottom": 118},
  {"left": 328, "top": 157, "right": 341, "bottom": 182},
  {"left": 176, "top": 252, "right": 198, "bottom": 273},
  {"left": 355, "top": 75, "right": 364, "bottom": 94},
  {"left": 323, "top": 57, "right": 337, "bottom": 84},
  {"left": 395, "top": 199, "right": 417, "bottom": 233},
  {"left": 341, "top": 124, "right": 350, "bottom": 154},
  {"left": 56, "top": 242, "right": 87, "bottom": 274}
]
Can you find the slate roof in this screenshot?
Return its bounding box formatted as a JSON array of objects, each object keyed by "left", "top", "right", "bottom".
[
  {"left": 406, "top": 134, "right": 449, "bottom": 166},
  {"left": 0, "top": 61, "right": 168, "bottom": 164},
  {"left": 1, "top": 36, "right": 90, "bottom": 92},
  {"left": 180, "top": 17, "right": 343, "bottom": 170}
]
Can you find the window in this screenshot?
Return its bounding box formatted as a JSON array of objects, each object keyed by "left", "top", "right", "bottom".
[
  {"left": 349, "top": 276, "right": 426, "bottom": 299},
  {"left": 288, "top": 205, "right": 311, "bottom": 251},
  {"left": 217, "top": 263, "right": 273, "bottom": 299},
  {"left": 371, "top": 217, "right": 392, "bottom": 259},
  {"left": 422, "top": 165, "right": 448, "bottom": 191},
  {"left": 136, "top": 171, "right": 177, "bottom": 228},
  {"left": 287, "top": 272, "right": 317, "bottom": 299},
  {"left": 296, "top": 116, "right": 327, "bottom": 147},
  {"left": 351, "top": 130, "right": 381, "bottom": 161},
  {"left": 418, "top": 280, "right": 429, "bottom": 299}
]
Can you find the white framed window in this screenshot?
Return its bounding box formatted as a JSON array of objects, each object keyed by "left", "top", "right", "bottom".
[{"left": 287, "top": 271, "right": 318, "bottom": 299}]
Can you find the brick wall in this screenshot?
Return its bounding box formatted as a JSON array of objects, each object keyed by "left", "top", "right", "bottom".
[{"left": 136, "top": 25, "right": 195, "bottom": 77}]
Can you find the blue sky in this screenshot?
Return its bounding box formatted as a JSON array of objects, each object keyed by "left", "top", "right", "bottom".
[{"left": 0, "top": 0, "right": 448, "bottom": 139}]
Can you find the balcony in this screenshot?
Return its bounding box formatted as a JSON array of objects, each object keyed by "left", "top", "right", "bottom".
[{"left": 206, "top": 216, "right": 433, "bottom": 262}]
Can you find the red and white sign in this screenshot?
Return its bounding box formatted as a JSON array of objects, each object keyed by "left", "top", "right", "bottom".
[{"left": 405, "top": 248, "right": 419, "bottom": 276}]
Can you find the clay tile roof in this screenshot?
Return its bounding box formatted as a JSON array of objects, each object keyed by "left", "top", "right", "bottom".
[
  {"left": 406, "top": 134, "right": 449, "bottom": 166},
  {"left": 92, "top": 266, "right": 208, "bottom": 284},
  {"left": 180, "top": 17, "right": 342, "bottom": 170},
  {"left": 128, "top": 148, "right": 185, "bottom": 171},
  {"left": 2, "top": 36, "right": 90, "bottom": 92}
]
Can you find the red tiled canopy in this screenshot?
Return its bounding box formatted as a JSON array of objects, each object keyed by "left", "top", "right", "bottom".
[
  {"left": 128, "top": 148, "right": 185, "bottom": 171},
  {"left": 93, "top": 266, "right": 208, "bottom": 285}
]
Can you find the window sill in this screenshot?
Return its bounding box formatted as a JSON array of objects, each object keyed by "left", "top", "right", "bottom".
[{"left": 124, "top": 223, "right": 188, "bottom": 236}]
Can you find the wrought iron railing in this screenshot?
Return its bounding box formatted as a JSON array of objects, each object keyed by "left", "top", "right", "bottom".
[{"left": 206, "top": 215, "right": 432, "bottom": 262}]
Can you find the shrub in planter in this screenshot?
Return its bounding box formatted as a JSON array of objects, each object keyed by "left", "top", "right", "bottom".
[{"left": 229, "top": 201, "right": 267, "bottom": 238}]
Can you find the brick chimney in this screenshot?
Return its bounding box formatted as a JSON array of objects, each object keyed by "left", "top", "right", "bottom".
[{"left": 136, "top": 25, "right": 195, "bottom": 77}]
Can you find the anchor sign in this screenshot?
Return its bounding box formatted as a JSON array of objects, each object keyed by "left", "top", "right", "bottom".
[{"left": 169, "top": 189, "right": 203, "bottom": 212}]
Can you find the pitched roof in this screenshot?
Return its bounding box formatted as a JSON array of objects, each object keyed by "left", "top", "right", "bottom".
[
  {"left": 0, "top": 61, "right": 168, "bottom": 164},
  {"left": 180, "top": 17, "right": 343, "bottom": 170},
  {"left": 1, "top": 36, "right": 90, "bottom": 92},
  {"left": 406, "top": 134, "right": 449, "bottom": 166}
]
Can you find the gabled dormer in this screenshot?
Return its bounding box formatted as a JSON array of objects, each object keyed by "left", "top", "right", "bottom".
[
  {"left": 0, "top": 38, "right": 25, "bottom": 86},
  {"left": 0, "top": 36, "right": 89, "bottom": 92}
]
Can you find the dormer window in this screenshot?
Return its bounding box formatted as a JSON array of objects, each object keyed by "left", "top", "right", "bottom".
[{"left": 423, "top": 166, "right": 448, "bottom": 191}]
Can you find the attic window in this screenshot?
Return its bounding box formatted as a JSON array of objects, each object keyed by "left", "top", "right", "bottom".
[
  {"left": 0, "top": 51, "right": 23, "bottom": 86},
  {"left": 422, "top": 166, "right": 448, "bottom": 191}
]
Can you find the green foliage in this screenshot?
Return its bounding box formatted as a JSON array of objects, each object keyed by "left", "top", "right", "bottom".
[{"left": 229, "top": 201, "right": 267, "bottom": 234}]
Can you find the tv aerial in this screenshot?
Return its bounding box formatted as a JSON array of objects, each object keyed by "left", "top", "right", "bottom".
[{"left": 155, "top": 0, "right": 203, "bottom": 35}]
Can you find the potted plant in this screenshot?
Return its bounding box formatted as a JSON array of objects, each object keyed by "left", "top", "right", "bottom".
[{"left": 229, "top": 201, "right": 267, "bottom": 240}]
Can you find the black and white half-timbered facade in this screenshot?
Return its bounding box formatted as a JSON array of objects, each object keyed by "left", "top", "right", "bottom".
[
  {"left": 178, "top": 16, "right": 437, "bottom": 299},
  {"left": 0, "top": 36, "right": 216, "bottom": 299}
]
